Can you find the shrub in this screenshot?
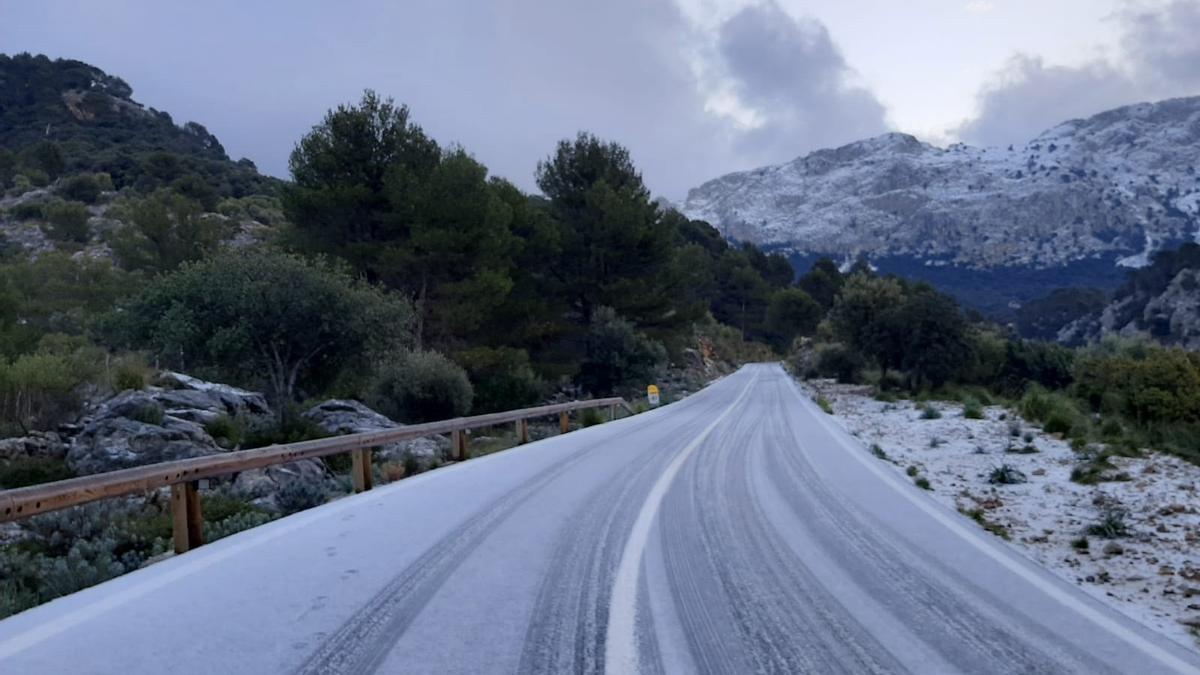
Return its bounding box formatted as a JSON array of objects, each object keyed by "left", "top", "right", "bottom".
[
  {"left": 1070, "top": 537, "right": 1089, "bottom": 551},
  {"left": 275, "top": 480, "right": 330, "bottom": 515},
  {"left": 869, "top": 443, "right": 887, "bottom": 460},
  {"left": 914, "top": 477, "right": 932, "bottom": 490},
  {"left": 920, "top": 404, "right": 942, "bottom": 420},
  {"left": 962, "top": 400, "right": 984, "bottom": 419},
  {"left": 578, "top": 307, "right": 666, "bottom": 395},
  {"left": 112, "top": 359, "right": 151, "bottom": 392},
  {"left": 988, "top": 464, "right": 1027, "bottom": 485},
  {"left": 815, "top": 344, "right": 864, "bottom": 384},
  {"left": 815, "top": 395, "right": 833, "bottom": 414},
  {"left": 1043, "top": 412, "right": 1075, "bottom": 436},
  {"left": 57, "top": 174, "right": 110, "bottom": 204},
  {"left": 9, "top": 200, "right": 45, "bottom": 220},
  {"left": 368, "top": 350, "right": 473, "bottom": 423},
  {"left": 0, "top": 457, "right": 74, "bottom": 488},
  {"left": 204, "top": 414, "right": 245, "bottom": 448},
  {"left": 454, "top": 347, "right": 543, "bottom": 414},
  {"left": 43, "top": 200, "right": 90, "bottom": 243},
  {"left": 581, "top": 408, "right": 604, "bottom": 427},
  {"left": 1086, "top": 508, "right": 1129, "bottom": 538},
  {"left": 129, "top": 401, "right": 164, "bottom": 426},
  {"left": 0, "top": 353, "right": 82, "bottom": 434},
  {"left": 929, "top": 437, "right": 943, "bottom": 448},
  {"left": 905, "top": 465, "right": 919, "bottom": 477}
]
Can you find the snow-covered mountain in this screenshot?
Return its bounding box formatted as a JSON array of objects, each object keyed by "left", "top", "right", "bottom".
[{"left": 683, "top": 97, "right": 1200, "bottom": 272}]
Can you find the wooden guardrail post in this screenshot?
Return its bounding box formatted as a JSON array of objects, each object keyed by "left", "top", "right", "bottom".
[
  {"left": 516, "top": 419, "right": 530, "bottom": 444},
  {"left": 171, "top": 481, "right": 204, "bottom": 554},
  {"left": 609, "top": 403, "right": 617, "bottom": 421},
  {"left": 452, "top": 429, "right": 469, "bottom": 460},
  {"left": 351, "top": 448, "right": 373, "bottom": 493},
  {"left": 559, "top": 411, "right": 569, "bottom": 434}
]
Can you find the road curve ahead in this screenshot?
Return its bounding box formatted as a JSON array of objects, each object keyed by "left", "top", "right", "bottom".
[{"left": 1, "top": 364, "right": 1198, "bottom": 674}]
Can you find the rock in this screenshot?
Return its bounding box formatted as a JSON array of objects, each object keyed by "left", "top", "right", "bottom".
[
  {"left": 67, "top": 410, "right": 220, "bottom": 475},
  {"left": 1102, "top": 541, "right": 1125, "bottom": 556},
  {"left": 153, "top": 371, "right": 271, "bottom": 422},
  {"left": 63, "top": 374, "right": 277, "bottom": 475},
  {"left": 232, "top": 460, "right": 329, "bottom": 512},
  {"left": 303, "top": 399, "right": 446, "bottom": 464},
  {"left": 0, "top": 431, "right": 66, "bottom": 460}
]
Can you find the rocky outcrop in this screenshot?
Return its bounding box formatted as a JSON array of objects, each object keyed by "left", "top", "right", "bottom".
[
  {"left": 682, "top": 97, "right": 1200, "bottom": 271},
  {"left": 152, "top": 371, "right": 271, "bottom": 424},
  {"left": 0, "top": 431, "right": 66, "bottom": 461},
  {"left": 302, "top": 399, "right": 445, "bottom": 464},
  {"left": 1059, "top": 244, "right": 1200, "bottom": 348},
  {"left": 66, "top": 390, "right": 221, "bottom": 475}
]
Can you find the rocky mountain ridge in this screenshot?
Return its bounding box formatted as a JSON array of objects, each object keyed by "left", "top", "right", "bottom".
[{"left": 682, "top": 97, "right": 1200, "bottom": 274}]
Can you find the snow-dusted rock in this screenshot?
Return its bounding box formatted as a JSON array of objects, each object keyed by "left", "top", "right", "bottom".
[
  {"left": 0, "top": 431, "right": 66, "bottom": 461},
  {"left": 153, "top": 371, "right": 271, "bottom": 423},
  {"left": 303, "top": 399, "right": 445, "bottom": 463},
  {"left": 67, "top": 390, "right": 221, "bottom": 474}
]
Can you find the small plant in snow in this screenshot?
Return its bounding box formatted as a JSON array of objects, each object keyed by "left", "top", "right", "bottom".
[
  {"left": 962, "top": 400, "right": 985, "bottom": 419},
  {"left": 815, "top": 396, "right": 833, "bottom": 414},
  {"left": 929, "top": 436, "right": 943, "bottom": 449},
  {"left": 1086, "top": 507, "right": 1130, "bottom": 539},
  {"left": 988, "top": 464, "right": 1027, "bottom": 485},
  {"left": 869, "top": 443, "right": 888, "bottom": 460},
  {"left": 905, "top": 465, "right": 919, "bottom": 477},
  {"left": 919, "top": 404, "right": 942, "bottom": 420},
  {"left": 914, "top": 477, "right": 932, "bottom": 490}
]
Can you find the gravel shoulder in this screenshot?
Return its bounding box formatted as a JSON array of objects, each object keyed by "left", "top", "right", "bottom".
[{"left": 799, "top": 379, "right": 1200, "bottom": 652}]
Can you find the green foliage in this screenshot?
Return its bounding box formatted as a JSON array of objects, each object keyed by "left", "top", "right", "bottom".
[
  {"left": 56, "top": 173, "right": 111, "bottom": 204},
  {"left": 914, "top": 477, "right": 932, "bottom": 490},
  {"left": 797, "top": 258, "right": 844, "bottom": 309},
  {"left": 0, "top": 351, "right": 83, "bottom": 434},
  {"left": 0, "top": 253, "right": 131, "bottom": 341},
  {"left": 815, "top": 396, "right": 833, "bottom": 414},
  {"left": 43, "top": 200, "right": 90, "bottom": 243},
  {"left": 1015, "top": 287, "right": 1107, "bottom": 341},
  {"left": 128, "top": 402, "right": 164, "bottom": 426},
  {"left": 577, "top": 307, "right": 666, "bottom": 395},
  {"left": 814, "top": 343, "right": 865, "bottom": 383},
  {"left": 453, "top": 346, "right": 543, "bottom": 414},
  {"left": 1086, "top": 507, "right": 1130, "bottom": 538},
  {"left": 103, "top": 250, "right": 413, "bottom": 411},
  {"left": 367, "top": 350, "right": 474, "bottom": 423},
  {"left": 1074, "top": 343, "right": 1200, "bottom": 425},
  {"left": 204, "top": 414, "right": 245, "bottom": 448},
  {"left": 581, "top": 408, "right": 604, "bottom": 427},
  {"left": 988, "top": 464, "right": 1026, "bottom": 485},
  {"left": 962, "top": 399, "right": 985, "bottom": 419},
  {"left": 0, "top": 457, "right": 74, "bottom": 488},
  {"left": 109, "top": 191, "right": 228, "bottom": 273},
  {"left": 766, "top": 288, "right": 821, "bottom": 351},
  {"left": 869, "top": 443, "right": 887, "bottom": 460},
  {"left": 920, "top": 404, "right": 942, "bottom": 420}
]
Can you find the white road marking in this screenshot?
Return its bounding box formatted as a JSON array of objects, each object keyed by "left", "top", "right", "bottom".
[
  {"left": 604, "top": 370, "right": 758, "bottom": 674},
  {"left": 783, "top": 374, "right": 1200, "bottom": 675}
]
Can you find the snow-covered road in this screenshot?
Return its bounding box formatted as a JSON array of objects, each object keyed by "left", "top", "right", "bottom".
[{"left": 1, "top": 364, "right": 1198, "bottom": 674}]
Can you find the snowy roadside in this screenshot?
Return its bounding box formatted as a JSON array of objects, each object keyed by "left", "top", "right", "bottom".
[{"left": 797, "top": 379, "right": 1200, "bottom": 652}]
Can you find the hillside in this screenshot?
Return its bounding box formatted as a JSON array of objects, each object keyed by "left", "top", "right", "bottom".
[
  {"left": 682, "top": 97, "right": 1200, "bottom": 313},
  {"left": 1060, "top": 242, "right": 1200, "bottom": 349}
]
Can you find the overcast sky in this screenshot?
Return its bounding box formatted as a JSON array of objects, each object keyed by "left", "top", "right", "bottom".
[{"left": 3, "top": 0, "right": 1199, "bottom": 200}]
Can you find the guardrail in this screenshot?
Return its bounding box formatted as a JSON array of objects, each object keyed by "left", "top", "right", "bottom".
[{"left": 0, "top": 397, "right": 633, "bottom": 554}]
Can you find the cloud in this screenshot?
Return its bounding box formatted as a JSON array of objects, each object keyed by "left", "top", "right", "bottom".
[
  {"left": 0, "top": 0, "right": 890, "bottom": 199},
  {"left": 964, "top": 1, "right": 995, "bottom": 14},
  {"left": 713, "top": 1, "right": 889, "bottom": 163},
  {"left": 956, "top": 0, "right": 1200, "bottom": 146}
]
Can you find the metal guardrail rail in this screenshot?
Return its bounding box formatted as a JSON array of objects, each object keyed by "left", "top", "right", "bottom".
[{"left": 0, "top": 397, "right": 633, "bottom": 554}]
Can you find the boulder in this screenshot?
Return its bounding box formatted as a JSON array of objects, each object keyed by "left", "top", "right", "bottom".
[
  {"left": 153, "top": 371, "right": 271, "bottom": 423},
  {"left": 67, "top": 390, "right": 222, "bottom": 475},
  {"left": 0, "top": 431, "right": 66, "bottom": 461},
  {"left": 303, "top": 399, "right": 445, "bottom": 464},
  {"left": 232, "top": 459, "right": 329, "bottom": 512}
]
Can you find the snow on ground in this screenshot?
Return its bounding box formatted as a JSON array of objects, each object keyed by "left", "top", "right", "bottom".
[{"left": 799, "top": 379, "right": 1200, "bottom": 652}]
